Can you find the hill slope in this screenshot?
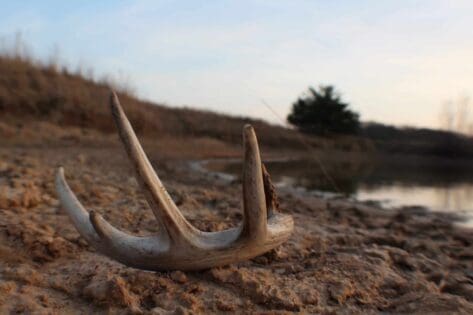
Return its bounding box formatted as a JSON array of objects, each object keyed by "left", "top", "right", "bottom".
[{"left": 0, "top": 55, "right": 372, "bottom": 154}]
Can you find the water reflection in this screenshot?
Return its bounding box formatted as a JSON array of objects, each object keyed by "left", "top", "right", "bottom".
[
  {"left": 205, "top": 154, "right": 473, "bottom": 214},
  {"left": 357, "top": 184, "right": 473, "bottom": 213}
]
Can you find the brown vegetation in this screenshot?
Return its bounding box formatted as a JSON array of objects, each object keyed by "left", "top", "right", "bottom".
[
  {"left": 363, "top": 122, "right": 473, "bottom": 159},
  {"left": 0, "top": 54, "right": 371, "bottom": 155}
]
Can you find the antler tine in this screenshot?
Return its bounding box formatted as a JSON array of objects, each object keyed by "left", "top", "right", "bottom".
[
  {"left": 55, "top": 167, "right": 101, "bottom": 245},
  {"left": 109, "top": 92, "right": 197, "bottom": 241},
  {"left": 57, "top": 167, "right": 173, "bottom": 268},
  {"left": 241, "top": 125, "right": 267, "bottom": 241}
]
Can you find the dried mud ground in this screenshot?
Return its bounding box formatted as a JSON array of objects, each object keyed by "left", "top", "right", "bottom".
[{"left": 1, "top": 137, "right": 473, "bottom": 314}]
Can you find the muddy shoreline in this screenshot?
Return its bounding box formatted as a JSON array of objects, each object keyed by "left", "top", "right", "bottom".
[{"left": 1, "top": 143, "right": 473, "bottom": 314}]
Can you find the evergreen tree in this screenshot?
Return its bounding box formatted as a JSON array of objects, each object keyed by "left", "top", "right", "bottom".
[{"left": 287, "top": 85, "right": 360, "bottom": 135}]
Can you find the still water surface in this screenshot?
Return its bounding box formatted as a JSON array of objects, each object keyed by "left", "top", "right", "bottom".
[{"left": 204, "top": 156, "right": 473, "bottom": 222}]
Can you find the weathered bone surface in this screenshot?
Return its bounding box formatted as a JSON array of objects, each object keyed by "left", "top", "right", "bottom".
[{"left": 55, "top": 92, "right": 294, "bottom": 271}]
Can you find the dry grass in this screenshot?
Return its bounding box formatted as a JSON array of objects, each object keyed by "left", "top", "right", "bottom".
[{"left": 0, "top": 54, "right": 372, "bottom": 155}]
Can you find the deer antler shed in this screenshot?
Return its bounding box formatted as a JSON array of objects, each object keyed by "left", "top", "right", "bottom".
[{"left": 55, "top": 92, "right": 293, "bottom": 271}]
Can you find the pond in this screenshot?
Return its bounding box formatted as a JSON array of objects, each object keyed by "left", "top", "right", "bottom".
[{"left": 202, "top": 154, "right": 473, "bottom": 224}]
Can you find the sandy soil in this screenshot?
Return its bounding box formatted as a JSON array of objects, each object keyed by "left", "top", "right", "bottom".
[{"left": 1, "top": 136, "right": 473, "bottom": 314}]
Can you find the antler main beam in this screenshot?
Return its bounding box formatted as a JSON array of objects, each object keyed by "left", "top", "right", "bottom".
[{"left": 55, "top": 92, "right": 293, "bottom": 271}]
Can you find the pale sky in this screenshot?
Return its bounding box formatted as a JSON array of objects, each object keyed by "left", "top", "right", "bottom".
[{"left": 1, "top": 0, "right": 472, "bottom": 129}]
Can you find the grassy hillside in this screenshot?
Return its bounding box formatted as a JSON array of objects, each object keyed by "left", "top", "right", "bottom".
[
  {"left": 362, "top": 122, "right": 473, "bottom": 159},
  {"left": 0, "top": 55, "right": 372, "bottom": 153},
  {"left": 5, "top": 53, "right": 469, "bottom": 160}
]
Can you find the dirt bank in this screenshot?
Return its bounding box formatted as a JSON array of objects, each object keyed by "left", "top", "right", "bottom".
[{"left": 1, "top": 136, "right": 473, "bottom": 314}]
